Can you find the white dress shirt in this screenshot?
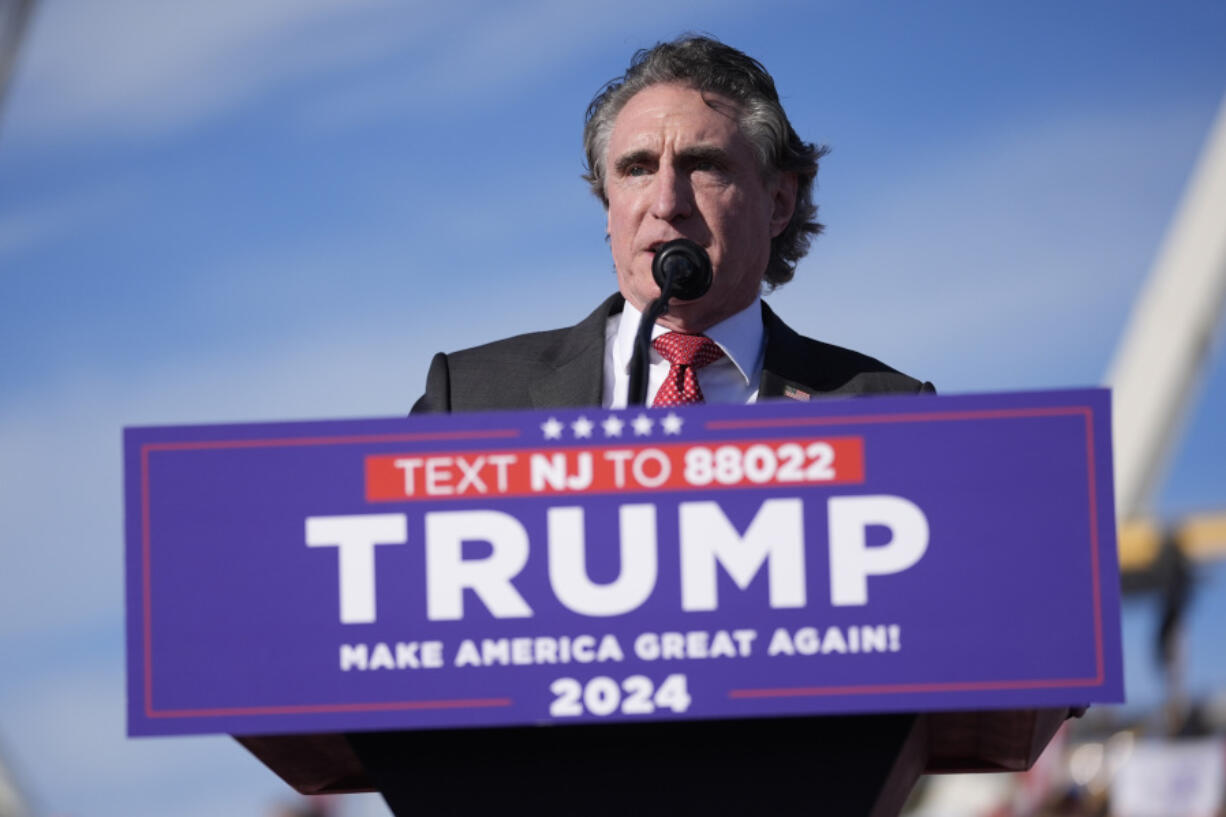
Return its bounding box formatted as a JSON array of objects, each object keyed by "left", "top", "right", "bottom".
[{"left": 602, "top": 298, "right": 765, "bottom": 408}]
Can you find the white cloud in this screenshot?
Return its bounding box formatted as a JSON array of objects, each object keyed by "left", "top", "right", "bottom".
[
  {"left": 7, "top": 0, "right": 415, "bottom": 146},
  {"left": 408, "top": 0, "right": 739, "bottom": 100},
  {"left": 778, "top": 99, "right": 1211, "bottom": 392},
  {"left": 0, "top": 182, "right": 140, "bottom": 262},
  {"left": 7, "top": 0, "right": 742, "bottom": 147}
]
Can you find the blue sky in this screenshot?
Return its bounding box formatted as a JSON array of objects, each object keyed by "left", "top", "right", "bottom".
[{"left": 1, "top": 1, "right": 1224, "bottom": 815}]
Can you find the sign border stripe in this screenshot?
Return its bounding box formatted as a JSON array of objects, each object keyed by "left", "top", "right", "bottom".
[{"left": 138, "top": 404, "right": 1112, "bottom": 723}]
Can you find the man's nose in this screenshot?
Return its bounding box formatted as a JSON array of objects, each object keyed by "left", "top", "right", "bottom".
[{"left": 649, "top": 165, "right": 693, "bottom": 221}]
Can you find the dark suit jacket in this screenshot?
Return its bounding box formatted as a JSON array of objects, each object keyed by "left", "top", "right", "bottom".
[
  {"left": 372, "top": 294, "right": 931, "bottom": 812},
  {"left": 412, "top": 293, "right": 932, "bottom": 412}
]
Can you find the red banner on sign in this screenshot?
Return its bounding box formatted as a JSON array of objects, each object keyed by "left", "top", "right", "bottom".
[{"left": 365, "top": 436, "right": 865, "bottom": 502}]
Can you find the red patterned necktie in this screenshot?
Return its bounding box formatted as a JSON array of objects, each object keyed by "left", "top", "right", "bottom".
[{"left": 651, "top": 332, "right": 726, "bottom": 406}]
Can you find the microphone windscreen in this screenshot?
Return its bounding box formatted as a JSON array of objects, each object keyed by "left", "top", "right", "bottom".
[{"left": 652, "top": 239, "right": 712, "bottom": 301}]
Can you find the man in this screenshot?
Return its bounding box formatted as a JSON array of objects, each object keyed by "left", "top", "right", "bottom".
[
  {"left": 356, "top": 38, "right": 934, "bottom": 814},
  {"left": 413, "top": 35, "right": 930, "bottom": 413}
]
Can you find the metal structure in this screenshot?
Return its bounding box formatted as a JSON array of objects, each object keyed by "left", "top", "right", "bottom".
[
  {"left": 1, "top": 4, "right": 38, "bottom": 813},
  {"left": 0, "top": 744, "right": 30, "bottom": 817},
  {"left": 1107, "top": 94, "right": 1226, "bottom": 520},
  {"left": 0, "top": 0, "right": 34, "bottom": 122}
]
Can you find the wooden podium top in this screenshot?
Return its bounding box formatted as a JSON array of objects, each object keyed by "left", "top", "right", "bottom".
[{"left": 238, "top": 707, "right": 1076, "bottom": 796}]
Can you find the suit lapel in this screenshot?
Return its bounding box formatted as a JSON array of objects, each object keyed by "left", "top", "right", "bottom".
[
  {"left": 528, "top": 293, "right": 623, "bottom": 409},
  {"left": 760, "top": 300, "right": 823, "bottom": 401}
]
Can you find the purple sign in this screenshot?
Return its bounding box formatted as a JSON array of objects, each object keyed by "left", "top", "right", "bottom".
[{"left": 124, "top": 389, "right": 1123, "bottom": 737}]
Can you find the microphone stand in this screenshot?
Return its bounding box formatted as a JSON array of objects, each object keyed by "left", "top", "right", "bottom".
[{"left": 627, "top": 273, "right": 679, "bottom": 407}]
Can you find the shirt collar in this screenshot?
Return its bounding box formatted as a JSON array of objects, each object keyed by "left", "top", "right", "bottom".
[{"left": 613, "top": 296, "right": 765, "bottom": 384}]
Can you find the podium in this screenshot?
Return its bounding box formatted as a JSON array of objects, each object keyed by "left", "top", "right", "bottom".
[
  {"left": 238, "top": 708, "right": 1073, "bottom": 815},
  {"left": 126, "top": 393, "right": 1121, "bottom": 815}
]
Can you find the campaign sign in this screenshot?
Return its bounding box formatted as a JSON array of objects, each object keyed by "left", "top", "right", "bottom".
[{"left": 124, "top": 389, "right": 1123, "bottom": 737}]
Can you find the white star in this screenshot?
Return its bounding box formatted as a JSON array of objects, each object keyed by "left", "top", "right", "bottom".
[
  {"left": 601, "top": 415, "right": 625, "bottom": 437},
  {"left": 571, "top": 416, "right": 594, "bottom": 439},
  {"left": 631, "top": 413, "right": 654, "bottom": 436},
  {"left": 661, "top": 413, "right": 684, "bottom": 435},
  {"left": 541, "top": 417, "right": 563, "bottom": 440}
]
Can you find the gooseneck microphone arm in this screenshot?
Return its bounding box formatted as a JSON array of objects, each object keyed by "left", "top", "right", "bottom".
[
  {"left": 626, "top": 239, "right": 713, "bottom": 406},
  {"left": 627, "top": 291, "right": 673, "bottom": 407}
]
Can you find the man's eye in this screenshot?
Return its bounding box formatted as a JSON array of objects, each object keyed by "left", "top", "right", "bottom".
[{"left": 626, "top": 164, "right": 650, "bottom": 177}]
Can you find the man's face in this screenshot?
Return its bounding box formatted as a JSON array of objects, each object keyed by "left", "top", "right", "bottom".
[{"left": 604, "top": 83, "right": 796, "bottom": 333}]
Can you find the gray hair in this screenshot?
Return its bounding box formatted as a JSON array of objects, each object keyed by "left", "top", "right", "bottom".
[{"left": 583, "top": 35, "right": 828, "bottom": 288}]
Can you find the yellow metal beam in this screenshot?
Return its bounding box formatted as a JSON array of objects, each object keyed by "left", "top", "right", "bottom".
[
  {"left": 1117, "top": 511, "right": 1226, "bottom": 573},
  {"left": 1177, "top": 511, "right": 1226, "bottom": 561}
]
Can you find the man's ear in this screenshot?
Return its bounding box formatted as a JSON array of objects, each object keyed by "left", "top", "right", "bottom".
[{"left": 769, "top": 172, "right": 798, "bottom": 238}]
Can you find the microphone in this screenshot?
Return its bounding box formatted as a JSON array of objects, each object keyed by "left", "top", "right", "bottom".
[
  {"left": 651, "top": 239, "right": 713, "bottom": 301},
  {"left": 627, "top": 239, "right": 714, "bottom": 406}
]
